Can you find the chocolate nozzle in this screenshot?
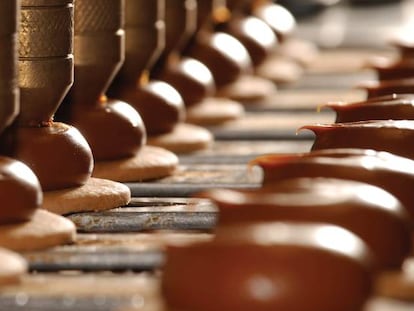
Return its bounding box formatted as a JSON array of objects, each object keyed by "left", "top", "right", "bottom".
[
  {"left": 18, "top": 0, "right": 74, "bottom": 126},
  {"left": 115, "top": 0, "right": 165, "bottom": 85},
  {"left": 67, "top": 0, "right": 124, "bottom": 107},
  {"left": 0, "top": 0, "right": 19, "bottom": 133}
]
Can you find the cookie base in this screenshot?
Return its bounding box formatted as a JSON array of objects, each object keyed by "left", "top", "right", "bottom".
[
  {"left": 375, "top": 257, "right": 414, "bottom": 300},
  {"left": 256, "top": 56, "right": 304, "bottom": 84},
  {"left": 0, "top": 210, "right": 76, "bottom": 251},
  {"left": 147, "top": 123, "right": 213, "bottom": 154},
  {"left": 93, "top": 146, "right": 178, "bottom": 182},
  {"left": 42, "top": 178, "right": 131, "bottom": 215},
  {"left": 216, "top": 75, "right": 277, "bottom": 103},
  {"left": 186, "top": 97, "right": 245, "bottom": 126},
  {"left": 0, "top": 248, "right": 27, "bottom": 286}
]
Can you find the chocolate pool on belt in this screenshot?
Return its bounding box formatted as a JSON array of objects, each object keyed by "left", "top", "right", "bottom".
[
  {"left": 252, "top": 148, "right": 414, "bottom": 222},
  {"left": 162, "top": 222, "right": 374, "bottom": 311},
  {"left": 200, "top": 178, "right": 411, "bottom": 269},
  {"left": 302, "top": 120, "right": 414, "bottom": 161}
]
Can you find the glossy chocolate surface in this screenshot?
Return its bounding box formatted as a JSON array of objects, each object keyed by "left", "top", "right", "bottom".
[
  {"left": 304, "top": 120, "right": 414, "bottom": 161},
  {"left": 326, "top": 98, "right": 414, "bottom": 122},
  {"left": 118, "top": 81, "right": 185, "bottom": 135},
  {"left": 252, "top": 2, "right": 296, "bottom": 40},
  {"left": 70, "top": 99, "right": 146, "bottom": 161},
  {"left": 0, "top": 123, "right": 93, "bottom": 191},
  {"left": 163, "top": 222, "right": 373, "bottom": 311},
  {"left": 223, "top": 15, "right": 277, "bottom": 66},
  {"left": 373, "top": 59, "right": 414, "bottom": 81},
  {"left": 187, "top": 31, "right": 251, "bottom": 87},
  {"left": 201, "top": 177, "right": 410, "bottom": 269},
  {"left": 361, "top": 79, "right": 414, "bottom": 99},
  {"left": 0, "top": 157, "right": 41, "bottom": 224},
  {"left": 253, "top": 148, "right": 414, "bottom": 222}
]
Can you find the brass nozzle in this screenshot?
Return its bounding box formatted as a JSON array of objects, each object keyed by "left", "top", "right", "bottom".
[
  {"left": 117, "top": 0, "right": 166, "bottom": 84},
  {"left": 0, "top": 0, "right": 19, "bottom": 133},
  {"left": 68, "top": 0, "right": 124, "bottom": 107},
  {"left": 18, "top": 0, "right": 74, "bottom": 126},
  {"left": 165, "top": 0, "right": 197, "bottom": 55}
]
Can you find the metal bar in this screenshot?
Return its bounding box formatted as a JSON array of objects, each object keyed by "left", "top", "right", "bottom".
[
  {"left": 0, "top": 296, "right": 131, "bottom": 311},
  {"left": 25, "top": 250, "right": 165, "bottom": 272},
  {"left": 126, "top": 182, "right": 260, "bottom": 197},
  {"left": 68, "top": 211, "right": 217, "bottom": 233}
]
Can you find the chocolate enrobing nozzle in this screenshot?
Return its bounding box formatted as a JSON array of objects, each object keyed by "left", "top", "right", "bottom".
[
  {"left": 18, "top": 0, "right": 74, "bottom": 126},
  {"left": 69, "top": 0, "right": 124, "bottom": 107},
  {"left": 0, "top": 0, "right": 19, "bottom": 133},
  {"left": 59, "top": 0, "right": 145, "bottom": 161},
  {"left": 117, "top": 0, "right": 165, "bottom": 85}
]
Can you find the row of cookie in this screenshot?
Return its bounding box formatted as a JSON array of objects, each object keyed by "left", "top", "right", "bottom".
[{"left": 158, "top": 9, "right": 414, "bottom": 311}]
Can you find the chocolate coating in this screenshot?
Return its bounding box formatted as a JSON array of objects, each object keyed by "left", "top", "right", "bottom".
[
  {"left": 163, "top": 222, "right": 373, "bottom": 311},
  {"left": 373, "top": 60, "right": 414, "bottom": 81},
  {"left": 0, "top": 157, "right": 42, "bottom": 224},
  {"left": 326, "top": 98, "right": 414, "bottom": 123},
  {"left": 118, "top": 81, "right": 185, "bottom": 135},
  {"left": 253, "top": 148, "right": 414, "bottom": 223},
  {"left": 252, "top": 3, "right": 296, "bottom": 41},
  {"left": 224, "top": 15, "right": 277, "bottom": 66},
  {"left": 70, "top": 99, "right": 146, "bottom": 161},
  {"left": 361, "top": 79, "right": 414, "bottom": 99},
  {"left": 158, "top": 57, "right": 215, "bottom": 106},
  {"left": 305, "top": 120, "right": 414, "bottom": 161},
  {"left": 200, "top": 178, "right": 410, "bottom": 269},
  {"left": 0, "top": 123, "right": 93, "bottom": 191},
  {"left": 187, "top": 32, "right": 252, "bottom": 87}
]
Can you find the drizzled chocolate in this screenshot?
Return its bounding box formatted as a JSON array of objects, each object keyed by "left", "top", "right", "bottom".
[
  {"left": 200, "top": 177, "right": 410, "bottom": 269},
  {"left": 303, "top": 120, "right": 414, "bottom": 161},
  {"left": 373, "top": 59, "right": 414, "bottom": 81},
  {"left": 361, "top": 79, "right": 414, "bottom": 99},
  {"left": 253, "top": 148, "right": 414, "bottom": 222},
  {"left": 325, "top": 97, "right": 414, "bottom": 122},
  {"left": 163, "top": 222, "right": 374, "bottom": 311}
]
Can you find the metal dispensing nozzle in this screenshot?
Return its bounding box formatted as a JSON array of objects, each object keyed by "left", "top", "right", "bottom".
[
  {"left": 0, "top": 0, "right": 19, "bottom": 133},
  {"left": 18, "top": 0, "right": 74, "bottom": 126}
]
